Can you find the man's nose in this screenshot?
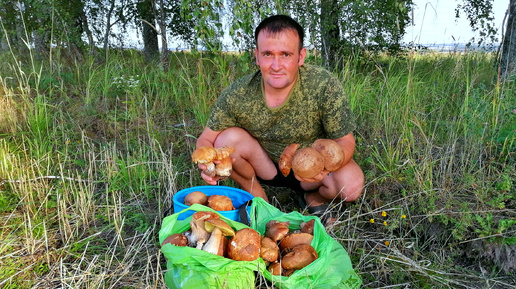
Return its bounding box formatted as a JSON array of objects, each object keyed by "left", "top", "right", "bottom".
[{"left": 271, "top": 57, "right": 281, "bottom": 70}]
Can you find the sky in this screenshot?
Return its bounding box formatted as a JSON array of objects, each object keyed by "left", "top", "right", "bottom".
[{"left": 403, "top": 0, "right": 509, "bottom": 45}]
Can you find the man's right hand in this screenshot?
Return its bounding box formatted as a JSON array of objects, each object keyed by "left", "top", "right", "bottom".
[{"left": 198, "top": 162, "right": 221, "bottom": 185}]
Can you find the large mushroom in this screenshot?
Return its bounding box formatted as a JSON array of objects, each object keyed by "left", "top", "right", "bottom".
[
  {"left": 260, "top": 236, "right": 280, "bottom": 262},
  {"left": 279, "top": 232, "right": 314, "bottom": 252},
  {"left": 207, "top": 195, "right": 235, "bottom": 211},
  {"left": 192, "top": 146, "right": 235, "bottom": 178},
  {"left": 311, "top": 139, "right": 345, "bottom": 172},
  {"left": 227, "top": 228, "right": 261, "bottom": 261},
  {"left": 281, "top": 244, "right": 318, "bottom": 270},
  {"left": 278, "top": 143, "right": 300, "bottom": 177},
  {"left": 184, "top": 191, "right": 208, "bottom": 206},
  {"left": 161, "top": 233, "right": 188, "bottom": 247},
  {"left": 188, "top": 211, "right": 219, "bottom": 249},
  {"left": 291, "top": 147, "right": 325, "bottom": 179},
  {"left": 202, "top": 218, "right": 234, "bottom": 256},
  {"left": 278, "top": 139, "right": 345, "bottom": 180},
  {"left": 265, "top": 220, "right": 290, "bottom": 242}
]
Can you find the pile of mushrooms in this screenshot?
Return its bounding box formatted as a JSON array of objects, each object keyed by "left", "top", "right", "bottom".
[
  {"left": 162, "top": 211, "right": 260, "bottom": 261},
  {"left": 191, "top": 146, "right": 235, "bottom": 178},
  {"left": 161, "top": 211, "right": 319, "bottom": 277},
  {"left": 262, "top": 219, "right": 318, "bottom": 277},
  {"left": 279, "top": 139, "right": 345, "bottom": 180},
  {"left": 184, "top": 191, "right": 235, "bottom": 211}
]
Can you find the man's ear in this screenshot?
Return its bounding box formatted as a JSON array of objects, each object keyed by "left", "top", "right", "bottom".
[
  {"left": 298, "top": 47, "right": 307, "bottom": 66},
  {"left": 255, "top": 48, "right": 260, "bottom": 66}
]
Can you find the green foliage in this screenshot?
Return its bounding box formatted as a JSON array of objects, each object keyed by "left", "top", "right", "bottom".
[{"left": 456, "top": 0, "right": 499, "bottom": 45}]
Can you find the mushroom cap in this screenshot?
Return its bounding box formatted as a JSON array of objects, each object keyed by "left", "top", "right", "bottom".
[
  {"left": 291, "top": 147, "right": 325, "bottom": 179},
  {"left": 279, "top": 232, "right": 314, "bottom": 251},
  {"left": 192, "top": 211, "right": 220, "bottom": 221},
  {"left": 268, "top": 262, "right": 283, "bottom": 276},
  {"left": 265, "top": 220, "right": 290, "bottom": 242},
  {"left": 260, "top": 236, "right": 280, "bottom": 262},
  {"left": 227, "top": 228, "right": 261, "bottom": 261},
  {"left": 162, "top": 233, "right": 188, "bottom": 247},
  {"left": 215, "top": 157, "right": 233, "bottom": 177},
  {"left": 278, "top": 143, "right": 300, "bottom": 177},
  {"left": 207, "top": 195, "right": 234, "bottom": 211},
  {"left": 281, "top": 244, "right": 318, "bottom": 270},
  {"left": 205, "top": 218, "right": 235, "bottom": 236},
  {"left": 311, "top": 139, "right": 345, "bottom": 172},
  {"left": 191, "top": 146, "right": 217, "bottom": 163},
  {"left": 214, "top": 146, "right": 235, "bottom": 160},
  {"left": 300, "top": 219, "right": 315, "bottom": 235},
  {"left": 184, "top": 191, "right": 208, "bottom": 206}
]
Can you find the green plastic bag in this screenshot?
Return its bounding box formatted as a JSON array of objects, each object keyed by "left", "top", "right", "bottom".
[
  {"left": 160, "top": 199, "right": 361, "bottom": 289},
  {"left": 249, "top": 197, "right": 362, "bottom": 289},
  {"left": 159, "top": 204, "right": 263, "bottom": 289}
]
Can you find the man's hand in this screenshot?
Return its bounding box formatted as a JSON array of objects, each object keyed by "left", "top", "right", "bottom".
[
  {"left": 198, "top": 158, "right": 235, "bottom": 184},
  {"left": 198, "top": 161, "right": 221, "bottom": 185}
]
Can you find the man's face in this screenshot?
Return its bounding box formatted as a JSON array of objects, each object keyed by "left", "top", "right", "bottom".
[{"left": 255, "top": 29, "right": 306, "bottom": 92}]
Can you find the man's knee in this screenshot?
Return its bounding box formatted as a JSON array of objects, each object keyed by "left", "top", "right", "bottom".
[
  {"left": 334, "top": 161, "right": 364, "bottom": 202},
  {"left": 214, "top": 127, "right": 251, "bottom": 147}
]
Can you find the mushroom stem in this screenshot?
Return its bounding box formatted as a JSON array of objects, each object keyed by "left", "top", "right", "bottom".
[
  {"left": 203, "top": 227, "right": 223, "bottom": 255},
  {"left": 189, "top": 212, "right": 214, "bottom": 249}
]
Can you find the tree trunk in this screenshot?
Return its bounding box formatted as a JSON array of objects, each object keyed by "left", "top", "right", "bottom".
[
  {"left": 158, "top": 0, "right": 169, "bottom": 71},
  {"left": 139, "top": 0, "right": 159, "bottom": 62},
  {"left": 320, "top": 0, "right": 340, "bottom": 69},
  {"left": 103, "top": 0, "right": 116, "bottom": 55},
  {"left": 500, "top": 0, "right": 516, "bottom": 80}
]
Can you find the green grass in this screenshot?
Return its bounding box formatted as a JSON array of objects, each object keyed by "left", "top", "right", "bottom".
[{"left": 0, "top": 47, "right": 514, "bottom": 288}]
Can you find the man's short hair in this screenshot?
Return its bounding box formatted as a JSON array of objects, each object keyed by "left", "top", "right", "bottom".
[{"left": 254, "top": 15, "right": 304, "bottom": 50}]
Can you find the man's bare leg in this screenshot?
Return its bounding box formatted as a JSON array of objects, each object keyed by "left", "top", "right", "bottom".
[{"left": 213, "top": 127, "right": 277, "bottom": 202}]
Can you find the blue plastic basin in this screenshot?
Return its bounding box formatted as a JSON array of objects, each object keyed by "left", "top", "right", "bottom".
[{"left": 173, "top": 186, "right": 254, "bottom": 221}]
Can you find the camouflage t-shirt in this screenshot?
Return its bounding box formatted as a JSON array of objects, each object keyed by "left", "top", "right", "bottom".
[{"left": 206, "top": 64, "right": 356, "bottom": 162}]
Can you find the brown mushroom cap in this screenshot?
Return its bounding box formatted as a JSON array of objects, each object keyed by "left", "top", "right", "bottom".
[
  {"left": 268, "top": 262, "right": 283, "bottom": 276},
  {"left": 215, "top": 157, "right": 233, "bottom": 177},
  {"left": 311, "top": 139, "right": 345, "bottom": 172},
  {"left": 184, "top": 191, "right": 208, "bottom": 206},
  {"left": 291, "top": 147, "right": 325, "bottom": 179},
  {"left": 191, "top": 146, "right": 217, "bottom": 163},
  {"left": 192, "top": 211, "right": 220, "bottom": 221},
  {"left": 260, "top": 236, "right": 280, "bottom": 262},
  {"left": 227, "top": 228, "right": 261, "bottom": 261},
  {"left": 265, "top": 220, "right": 290, "bottom": 242},
  {"left": 204, "top": 218, "right": 235, "bottom": 236},
  {"left": 278, "top": 143, "right": 300, "bottom": 177},
  {"left": 279, "top": 232, "right": 314, "bottom": 252},
  {"left": 162, "top": 233, "right": 188, "bottom": 247},
  {"left": 300, "top": 219, "right": 315, "bottom": 235},
  {"left": 281, "top": 244, "right": 318, "bottom": 270},
  {"left": 214, "top": 146, "right": 235, "bottom": 160},
  {"left": 207, "top": 195, "right": 234, "bottom": 211}
]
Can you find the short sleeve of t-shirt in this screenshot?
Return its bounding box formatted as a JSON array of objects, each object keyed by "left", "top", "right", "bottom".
[{"left": 206, "top": 64, "right": 356, "bottom": 162}]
